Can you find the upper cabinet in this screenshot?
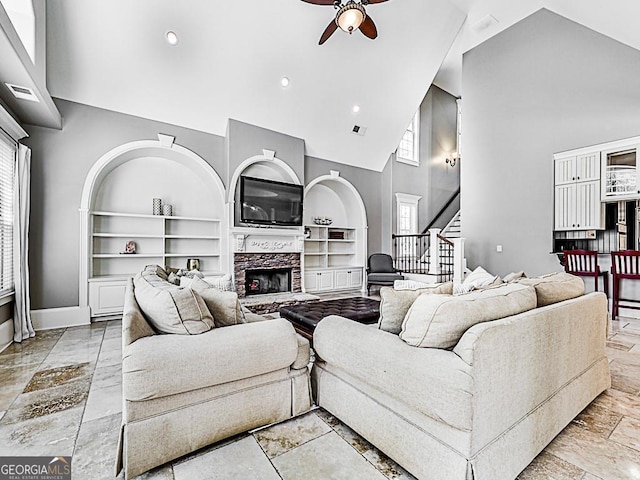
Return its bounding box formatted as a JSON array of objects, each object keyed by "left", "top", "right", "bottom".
[
  {"left": 553, "top": 136, "right": 640, "bottom": 233},
  {"left": 555, "top": 152, "right": 600, "bottom": 185},
  {"left": 554, "top": 152, "right": 603, "bottom": 231},
  {"left": 602, "top": 144, "right": 640, "bottom": 201}
]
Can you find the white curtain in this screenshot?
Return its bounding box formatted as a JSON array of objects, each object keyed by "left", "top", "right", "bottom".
[{"left": 13, "top": 144, "right": 33, "bottom": 342}]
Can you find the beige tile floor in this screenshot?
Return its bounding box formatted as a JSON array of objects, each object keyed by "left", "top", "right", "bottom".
[{"left": 0, "top": 311, "right": 639, "bottom": 479}]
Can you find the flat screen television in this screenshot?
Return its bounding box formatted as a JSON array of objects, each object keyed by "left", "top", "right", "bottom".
[{"left": 240, "top": 176, "right": 303, "bottom": 226}]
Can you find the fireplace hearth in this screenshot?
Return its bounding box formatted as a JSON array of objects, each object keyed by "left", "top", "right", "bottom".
[{"left": 245, "top": 268, "right": 292, "bottom": 296}]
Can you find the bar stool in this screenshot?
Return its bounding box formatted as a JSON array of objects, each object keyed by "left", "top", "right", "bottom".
[
  {"left": 611, "top": 250, "right": 640, "bottom": 320},
  {"left": 563, "top": 249, "right": 609, "bottom": 297}
]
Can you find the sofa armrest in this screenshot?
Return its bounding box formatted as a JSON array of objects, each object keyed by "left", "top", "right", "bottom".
[
  {"left": 123, "top": 318, "right": 300, "bottom": 401},
  {"left": 292, "top": 334, "right": 310, "bottom": 370},
  {"left": 452, "top": 292, "right": 610, "bottom": 452}
]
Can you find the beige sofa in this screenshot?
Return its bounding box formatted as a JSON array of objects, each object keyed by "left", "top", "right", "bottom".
[
  {"left": 311, "top": 279, "right": 610, "bottom": 480},
  {"left": 116, "top": 277, "right": 312, "bottom": 479}
]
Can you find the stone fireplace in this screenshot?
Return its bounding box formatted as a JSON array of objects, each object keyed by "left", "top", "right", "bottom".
[
  {"left": 245, "top": 268, "right": 292, "bottom": 296},
  {"left": 234, "top": 252, "right": 301, "bottom": 297}
]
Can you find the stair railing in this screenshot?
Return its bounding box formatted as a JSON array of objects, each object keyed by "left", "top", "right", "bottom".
[{"left": 391, "top": 230, "right": 464, "bottom": 284}]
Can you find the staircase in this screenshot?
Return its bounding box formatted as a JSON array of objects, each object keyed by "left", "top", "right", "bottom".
[
  {"left": 392, "top": 210, "right": 463, "bottom": 284},
  {"left": 441, "top": 211, "right": 461, "bottom": 239}
]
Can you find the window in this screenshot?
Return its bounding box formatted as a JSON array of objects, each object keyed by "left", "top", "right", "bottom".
[
  {"left": 397, "top": 110, "right": 420, "bottom": 166},
  {"left": 395, "top": 193, "right": 420, "bottom": 256},
  {"left": 0, "top": 130, "right": 15, "bottom": 296},
  {"left": 395, "top": 193, "right": 420, "bottom": 235}
]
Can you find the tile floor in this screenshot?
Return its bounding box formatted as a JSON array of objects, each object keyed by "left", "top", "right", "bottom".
[{"left": 0, "top": 313, "right": 639, "bottom": 479}]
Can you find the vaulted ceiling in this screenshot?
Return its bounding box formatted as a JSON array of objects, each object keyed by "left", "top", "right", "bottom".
[{"left": 2, "top": 1, "right": 640, "bottom": 171}]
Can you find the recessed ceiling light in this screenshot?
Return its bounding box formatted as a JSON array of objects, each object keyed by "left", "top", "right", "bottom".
[
  {"left": 166, "top": 31, "right": 179, "bottom": 46},
  {"left": 352, "top": 105, "right": 360, "bottom": 113},
  {"left": 280, "top": 77, "right": 290, "bottom": 88}
]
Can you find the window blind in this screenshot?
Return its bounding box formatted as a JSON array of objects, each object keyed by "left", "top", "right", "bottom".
[{"left": 0, "top": 129, "right": 15, "bottom": 296}]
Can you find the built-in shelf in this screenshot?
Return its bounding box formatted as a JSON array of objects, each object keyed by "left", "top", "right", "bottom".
[{"left": 90, "top": 211, "right": 222, "bottom": 278}]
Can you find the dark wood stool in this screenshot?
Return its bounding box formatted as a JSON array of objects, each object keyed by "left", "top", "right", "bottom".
[
  {"left": 611, "top": 250, "right": 640, "bottom": 320},
  {"left": 563, "top": 249, "right": 609, "bottom": 297}
]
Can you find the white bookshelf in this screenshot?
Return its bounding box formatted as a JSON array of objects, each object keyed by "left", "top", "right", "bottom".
[
  {"left": 302, "top": 173, "right": 367, "bottom": 293},
  {"left": 90, "top": 211, "right": 223, "bottom": 278}
]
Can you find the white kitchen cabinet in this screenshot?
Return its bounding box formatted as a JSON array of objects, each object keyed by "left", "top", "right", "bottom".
[{"left": 553, "top": 152, "right": 603, "bottom": 231}]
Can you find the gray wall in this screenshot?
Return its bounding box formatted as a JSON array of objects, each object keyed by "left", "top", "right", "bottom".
[
  {"left": 23, "top": 99, "right": 226, "bottom": 310},
  {"left": 305, "top": 156, "right": 383, "bottom": 258},
  {"left": 461, "top": 9, "right": 640, "bottom": 276},
  {"left": 226, "top": 119, "right": 305, "bottom": 187},
  {"left": 23, "top": 100, "right": 387, "bottom": 310},
  {"left": 388, "top": 85, "right": 459, "bottom": 234}
]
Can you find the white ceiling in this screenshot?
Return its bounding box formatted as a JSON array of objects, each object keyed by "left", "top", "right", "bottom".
[{"left": 21, "top": 1, "right": 640, "bottom": 171}]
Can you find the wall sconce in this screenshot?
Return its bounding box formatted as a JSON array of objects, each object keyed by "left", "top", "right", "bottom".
[{"left": 446, "top": 152, "right": 460, "bottom": 167}]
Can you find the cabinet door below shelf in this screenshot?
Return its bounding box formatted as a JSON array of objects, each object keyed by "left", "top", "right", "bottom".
[
  {"left": 334, "top": 268, "right": 363, "bottom": 290},
  {"left": 89, "top": 279, "right": 128, "bottom": 316},
  {"left": 304, "top": 270, "right": 334, "bottom": 292}
]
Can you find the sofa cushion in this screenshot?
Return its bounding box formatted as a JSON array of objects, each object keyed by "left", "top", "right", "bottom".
[
  {"left": 189, "top": 277, "right": 245, "bottom": 327},
  {"left": 400, "top": 283, "right": 537, "bottom": 349},
  {"left": 123, "top": 318, "right": 300, "bottom": 401},
  {"left": 513, "top": 272, "right": 584, "bottom": 307},
  {"left": 133, "top": 272, "right": 214, "bottom": 335},
  {"left": 314, "top": 316, "right": 474, "bottom": 432},
  {"left": 378, "top": 282, "right": 453, "bottom": 335}
]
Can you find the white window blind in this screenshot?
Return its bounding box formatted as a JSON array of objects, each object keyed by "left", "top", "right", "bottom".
[{"left": 0, "top": 130, "right": 15, "bottom": 296}]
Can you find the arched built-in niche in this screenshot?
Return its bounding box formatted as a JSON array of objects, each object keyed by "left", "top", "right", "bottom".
[
  {"left": 302, "top": 171, "right": 368, "bottom": 293},
  {"left": 227, "top": 152, "right": 302, "bottom": 229},
  {"left": 79, "top": 134, "right": 227, "bottom": 321}
]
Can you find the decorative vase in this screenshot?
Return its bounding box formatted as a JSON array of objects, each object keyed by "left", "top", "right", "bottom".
[
  {"left": 152, "top": 198, "right": 162, "bottom": 215},
  {"left": 163, "top": 204, "right": 173, "bottom": 216}
]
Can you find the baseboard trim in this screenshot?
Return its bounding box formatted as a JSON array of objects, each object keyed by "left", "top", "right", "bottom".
[
  {"left": 0, "top": 319, "right": 13, "bottom": 353},
  {"left": 31, "top": 306, "right": 91, "bottom": 331}
]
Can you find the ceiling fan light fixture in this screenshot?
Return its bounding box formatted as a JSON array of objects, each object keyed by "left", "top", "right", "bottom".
[{"left": 337, "top": 3, "right": 366, "bottom": 33}]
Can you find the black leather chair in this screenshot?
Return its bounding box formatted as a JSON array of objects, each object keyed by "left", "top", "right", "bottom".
[{"left": 366, "top": 253, "right": 404, "bottom": 295}]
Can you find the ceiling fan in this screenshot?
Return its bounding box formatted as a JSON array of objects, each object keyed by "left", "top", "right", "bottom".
[{"left": 302, "top": 0, "right": 390, "bottom": 45}]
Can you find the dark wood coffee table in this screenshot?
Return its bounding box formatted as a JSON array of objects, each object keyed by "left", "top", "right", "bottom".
[{"left": 279, "top": 297, "right": 380, "bottom": 344}]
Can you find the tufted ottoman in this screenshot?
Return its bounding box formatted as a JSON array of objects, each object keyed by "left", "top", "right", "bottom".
[{"left": 279, "top": 297, "right": 380, "bottom": 343}]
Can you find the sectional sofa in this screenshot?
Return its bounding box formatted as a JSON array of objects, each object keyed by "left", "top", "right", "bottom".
[
  {"left": 311, "top": 275, "right": 611, "bottom": 480},
  {"left": 116, "top": 267, "right": 312, "bottom": 479}
]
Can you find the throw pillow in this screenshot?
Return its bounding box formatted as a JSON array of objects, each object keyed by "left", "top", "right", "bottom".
[
  {"left": 394, "top": 279, "right": 439, "bottom": 290},
  {"left": 512, "top": 272, "right": 584, "bottom": 307},
  {"left": 378, "top": 282, "right": 453, "bottom": 334},
  {"left": 206, "top": 273, "right": 234, "bottom": 291},
  {"left": 503, "top": 271, "right": 527, "bottom": 283},
  {"left": 190, "top": 277, "right": 245, "bottom": 327},
  {"left": 133, "top": 272, "right": 214, "bottom": 335},
  {"left": 453, "top": 266, "right": 498, "bottom": 294},
  {"left": 400, "top": 283, "right": 537, "bottom": 349}
]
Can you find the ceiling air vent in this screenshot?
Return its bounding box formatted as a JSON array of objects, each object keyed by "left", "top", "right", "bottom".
[
  {"left": 5, "top": 83, "right": 39, "bottom": 102},
  {"left": 352, "top": 125, "right": 367, "bottom": 136}
]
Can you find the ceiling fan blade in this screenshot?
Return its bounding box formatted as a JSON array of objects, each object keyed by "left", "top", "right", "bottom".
[
  {"left": 301, "top": 0, "right": 337, "bottom": 4},
  {"left": 364, "top": 0, "right": 390, "bottom": 3},
  {"left": 319, "top": 20, "right": 338, "bottom": 45},
  {"left": 359, "top": 15, "right": 378, "bottom": 39}
]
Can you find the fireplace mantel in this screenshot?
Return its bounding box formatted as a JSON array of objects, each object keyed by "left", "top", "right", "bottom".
[{"left": 231, "top": 227, "right": 304, "bottom": 254}]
